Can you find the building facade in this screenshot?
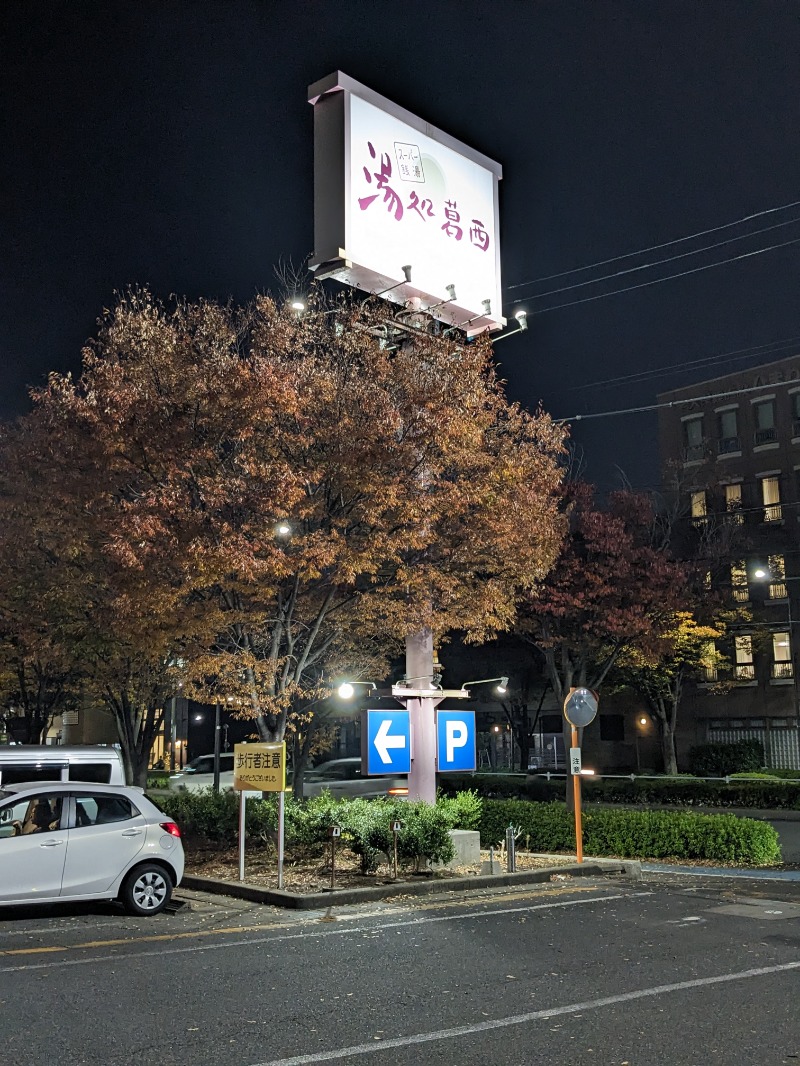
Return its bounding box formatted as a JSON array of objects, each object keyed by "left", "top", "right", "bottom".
[{"left": 657, "top": 354, "right": 800, "bottom": 768}]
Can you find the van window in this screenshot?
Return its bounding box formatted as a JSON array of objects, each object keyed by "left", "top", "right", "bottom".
[
  {"left": 0, "top": 764, "right": 66, "bottom": 786},
  {"left": 68, "top": 763, "right": 113, "bottom": 784}
]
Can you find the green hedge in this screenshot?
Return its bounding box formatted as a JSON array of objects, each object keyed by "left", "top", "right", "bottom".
[
  {"left": 479, "top": 799, "right": 781, "bottom": 865},
  {"left": 688, "top": 739, "right": 764, "bottom": 776},
  {"left": 441, "top": 772, "right": 800, "bottom": 810},
  {"left": 153, "top": 788, "right": 466, "bottom": 873}
]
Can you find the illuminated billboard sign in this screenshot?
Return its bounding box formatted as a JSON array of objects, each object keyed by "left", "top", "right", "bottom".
[{"left": 308, "top": 72, "right": 504, "bottom": 336}]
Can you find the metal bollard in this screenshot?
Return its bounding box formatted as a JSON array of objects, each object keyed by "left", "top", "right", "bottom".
[
  {"left": 328, "top": 825, "right": 341, "bottom": 890},
  {"left": 506, "top": 825, "right": 516, "bottom": 873}
]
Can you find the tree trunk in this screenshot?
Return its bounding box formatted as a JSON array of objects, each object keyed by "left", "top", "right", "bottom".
[{"left": 661, "top": 726, "right": 678, "bottom": 776}]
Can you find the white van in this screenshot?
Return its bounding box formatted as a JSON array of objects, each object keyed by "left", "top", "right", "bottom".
[{"left": 0, "top": 745, "right": 126, "bottom": 787}]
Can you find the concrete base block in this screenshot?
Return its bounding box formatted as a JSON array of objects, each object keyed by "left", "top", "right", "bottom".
[
  {"left": 430, "top": 829, "right": 481, "bottom": 871},
  {"left": 480, "top": 859, "right": 503, "bottom": 875}
]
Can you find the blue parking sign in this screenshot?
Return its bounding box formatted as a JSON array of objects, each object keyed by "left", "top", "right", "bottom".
[
  {"left": 436, "top": 711, "right": 476, "bottom": 772},
  {"left": 365, "top": 710, "right": 411, "bottom": 775}
]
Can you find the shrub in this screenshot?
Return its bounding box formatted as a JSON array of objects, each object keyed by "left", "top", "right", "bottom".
[
  {"left": 439, "top": 774, "right": 528, "bottom": 799},
  {"left": 755, "top": 767, "right": 800, "bottom": 781},
  {"left": 436, "top": 789, "right": 483, "bottom": 831},
  {"left": 154, "top": 787, "right": 282, "bottom": 842},
  {"left": 478, "top": 799, "right": 781, "bottom": 865},
  {"left": 688, "top": 739, "right": 764, "bottom": 776},
  {"left": 281, "top": 791, "right": 457, "bottom": 873},
  {"left": 399, "top": 801, "right": 455, "bottom": 869}
]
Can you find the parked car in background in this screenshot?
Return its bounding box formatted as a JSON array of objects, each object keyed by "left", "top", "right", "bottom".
[
  {"left": 0, "top": 781, "right": 184, "bottom": 914},
  {"left": 303, "top": 758, "right": 407, "bottom": 799},
  {"left": 168, "top": 752, "right": 235, "bottom": 792},
  {"left": 0, "top": 745, "right": 126, "bottom": 787}
]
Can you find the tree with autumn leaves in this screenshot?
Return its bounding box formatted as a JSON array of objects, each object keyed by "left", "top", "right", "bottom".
[
  {"left": 610, "top": 611, "right": 732, "bottom": 775},
  {"left": 515, "top": 481, "right": 738, "bottom": 775},
  {"left": 0, "top": 289, "right": 567, "bottom": 783}
]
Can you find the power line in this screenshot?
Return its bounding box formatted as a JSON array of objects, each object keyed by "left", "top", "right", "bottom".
[
  {"left": 555, "top": 375, "right": 800, "bottom": 424},
  {"left": 513, "top": 234, "right": 800, "bottom": 315},
  {"left": 506, "top": 197, "right": 800, "bottom": 291},
  {"left": 572, "top": 334, "right": 800, "bottom": 391},
  {"left": 515, "top": 216, "right": 800, "bottom": 303}
]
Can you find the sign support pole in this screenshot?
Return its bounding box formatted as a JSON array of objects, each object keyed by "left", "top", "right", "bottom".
[
  {"left": 277, "top": 788, "right": 285, "bottom": 890},
  {"left": 405, "top": 628, "right": 437, "bottom": 804},
  {"left": 563, "top": 688, "right": 598, "bottom": 866},
  {"left": 238, "top": 791, "right": 246, "bottom": 881},
  {"left": 571, "top": 724, "right": 583, "bottom": 864}
]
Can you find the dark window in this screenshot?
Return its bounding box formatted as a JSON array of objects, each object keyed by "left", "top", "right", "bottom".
[
  {"left": 599, "top": 715, "right": 625, "bottom": 742},
  {"left": 539, "top": 715, "right": 562, "bottom": 734},
  {"left": 68, "top": 763, "right": 112, "bottom": 783},
  {"left": 0, "top": 764, "right": 65, "bottom": 785},
  {"left": 74, "top": 794, "right": 138, "bottom": 827}
]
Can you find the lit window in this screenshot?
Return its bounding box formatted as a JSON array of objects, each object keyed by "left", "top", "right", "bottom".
[
  {"left": 724, "top": 483, "right": 743, "bottom": 523},
  {"left": 699, "top": 640, "right": 718, "bottom": 682},
  {"left": 734, "top": 635, "right": 754, "bottom": 680},
  {"left": 767, "top": 554, "right": 786, "bottom": 598},
  {"left": 731, "top": 560, "right": 749, "bottom": 602},
  {"left": 690, "top": 490, "right": 707, "bottom": 524},
  {"left": 772, "top": 631, "right": 793, "bottom": 680},
  {"left": 761, "top": 476, "right": 782, "bottom": 522}
]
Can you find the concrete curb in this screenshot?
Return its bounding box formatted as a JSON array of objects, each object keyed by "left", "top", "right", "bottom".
[{"left": 180, "top": 858, "right": 640, "bottom": 909}]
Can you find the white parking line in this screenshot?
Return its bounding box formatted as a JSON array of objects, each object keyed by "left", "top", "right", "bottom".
[
  {"left": 252, "top": 960, "right": 800, "bottom": 1066},
  {"left": 0, "top": 892, "right": 640, "bottom": 973}
]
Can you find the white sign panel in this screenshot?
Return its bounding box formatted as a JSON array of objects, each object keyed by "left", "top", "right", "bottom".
[
  {"left": 309, "top": 72, "right": 504, "bottom": 336},
  {"left": 569, "top": 747, "right": 582, "bottom": 775}
]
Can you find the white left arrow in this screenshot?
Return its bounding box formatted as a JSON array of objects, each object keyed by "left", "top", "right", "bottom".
[{"left": 374, "top": 719, "right": 406, "bottom": 764}]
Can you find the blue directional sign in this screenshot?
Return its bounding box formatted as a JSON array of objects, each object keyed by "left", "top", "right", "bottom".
[
  {"left": 436, "top": 710, "right": 476, "bottom": 772},
  {"left": 365, "top": 710, "right": 411, "bottom": 775}
]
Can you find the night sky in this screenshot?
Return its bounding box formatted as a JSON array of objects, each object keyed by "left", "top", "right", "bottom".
[{"left": 3, "top": 1, "right": 800, "bottom": 490}]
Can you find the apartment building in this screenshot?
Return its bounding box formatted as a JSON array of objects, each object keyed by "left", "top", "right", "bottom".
[{"left": 657, "top": 354, "right": 800, "bottom": 768}]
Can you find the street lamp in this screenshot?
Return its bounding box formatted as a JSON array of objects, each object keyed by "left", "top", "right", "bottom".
[{"left": 337, "top": 681, "right": 377, "bottom": 699}]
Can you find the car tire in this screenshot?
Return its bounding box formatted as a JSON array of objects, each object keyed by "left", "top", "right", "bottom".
[{"left": 120, "top": 863, "right": 173, "bottom": 916}]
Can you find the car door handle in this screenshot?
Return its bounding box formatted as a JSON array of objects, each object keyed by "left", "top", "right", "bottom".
[
  {"left": 121, "top": 829, "right": 143, "bottom": 837},
  {"left": 39, "top": 839, "right": 64, "bottom": 848}
]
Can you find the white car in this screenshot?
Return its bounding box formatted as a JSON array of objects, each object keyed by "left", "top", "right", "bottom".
[
  {"left": 0, "top": 781, "right": 184, "bottom": 915},
  {"left": 303, "top": 758, "right": 407, "bottom": 799},
  {"left": 169, "top": 752, "right": 235, "bottom": 792}
]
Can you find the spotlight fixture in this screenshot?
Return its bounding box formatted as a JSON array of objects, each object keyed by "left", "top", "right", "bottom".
[
  {"left": 374, "top": 265, "right": 413, "bottom": 299},
  {"left": 398, "top": 674, "right": 443, "bottom": 690},
  {"left": 460, "top": 676, "right": 509, "bottom": 695},
  {"left": 493, "top": 311, "right": 528, "bottom": 344}
]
